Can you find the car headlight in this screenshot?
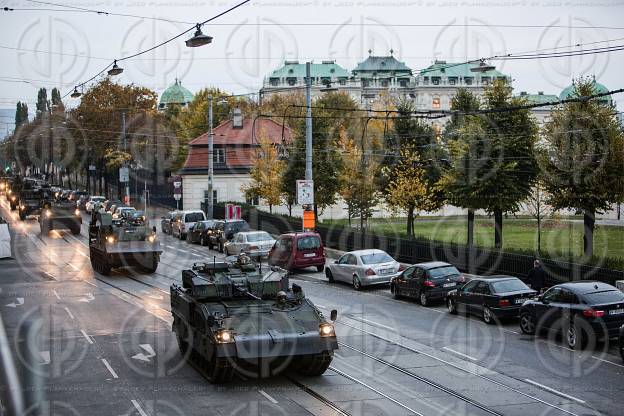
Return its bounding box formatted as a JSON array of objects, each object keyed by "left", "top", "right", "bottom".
[
  {"left": 11, "top": 196, "right": 15, "bottom": 201},
  {"left": 319, "top": 323, "right": 335, "bottom": 337},
  {"left": 106, "top": 236, "right": 115, "bottom": 244},
  {"left": 8, "top": 190, "right": 11, "bottom": 195},
  {"left": 215, "top": 329, "right": 234, "bottom": 343},
  {"left": 45, "top": 210, "right": 51, "bottom": 218},
  {"left": 20, "top": 205, "right": 25, "bottom": 210},
  {"left": 147, "top": 235, "right": 156, "bottom": 243},
  {"left": 74, "top": 209, "right": 80, "bottom": 216}
]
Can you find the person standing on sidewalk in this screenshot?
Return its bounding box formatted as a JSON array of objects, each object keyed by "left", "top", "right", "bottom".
[{"left": 527, "top": 259, "right": 546, "bottom": 293}]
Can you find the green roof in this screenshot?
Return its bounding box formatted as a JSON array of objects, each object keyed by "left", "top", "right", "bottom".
[
  {"left": 560, "top": 79, "right": 611, "bottom": 103},
  {"left": 160, "top": 79, "right": 194, "bottom": 106},
  {"left": 419, "top": 61, "right": 506, "bottom": 78},
  {"left": 353, "top": 55, "right": 411, "bottom": 74},
  {"left": 517, "top": 92, "right": 558, "bottom": 105},
  {"left": 269, "top": 61, "right": 350, "bottom": 79}
]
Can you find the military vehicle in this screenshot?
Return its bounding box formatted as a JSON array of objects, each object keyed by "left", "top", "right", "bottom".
[
  {"left": 170, "top": 255, "right": 338, "bottom": 383},
  {"left": 17, "top": 188, "right": 44, "bottom": 220},
  {"left": 40, "top": 195, "right": 82, "bottom": 235},
  {"left": 7, "top": 177, "right": 21, "bottom": 210},
  {"left": 88, "top": 211, "right": 161, "bottom": 275}
]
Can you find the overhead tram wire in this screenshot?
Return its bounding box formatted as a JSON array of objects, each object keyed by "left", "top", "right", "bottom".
[{"left": 62, "top": 0, "right": 251, "bottom": 99}]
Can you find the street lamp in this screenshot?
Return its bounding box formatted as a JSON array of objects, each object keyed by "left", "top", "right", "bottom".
[
  {"left": 70, "top": 87, "right": 82, "bottom": 98},
  {"left": 186, "top": 24, "right": 213, "bottom": 48},
  {"left": 205, "top": 96, "right": 228, "bottom": 219},
  {"left": 108, "top": 60, "right": 124, "bottom": 76}
]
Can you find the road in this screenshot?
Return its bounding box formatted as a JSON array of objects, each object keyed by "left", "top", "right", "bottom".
[{"left": 0, "top": 199, "right": 622, "bottom": 416}]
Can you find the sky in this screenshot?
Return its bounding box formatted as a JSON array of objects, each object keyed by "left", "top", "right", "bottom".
[{"left": 1, "top": 0, "right": 623, "bottom": 126}]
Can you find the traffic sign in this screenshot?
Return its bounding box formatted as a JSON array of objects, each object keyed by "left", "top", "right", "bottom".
[
  {"left": 119, "top": 167, "right": 129, "bottom": 183},
  {"left": 297, "top": 180, "right": 314, "bottom": 206},
  {"left": 173, "top": 181, "right": 182, "bottom": 188},
  {"left": 174, "top": 194, "right": 181, "bottom": 201},
  {"left": 89, "top": 165, "right": 96, "bottom": 171}
]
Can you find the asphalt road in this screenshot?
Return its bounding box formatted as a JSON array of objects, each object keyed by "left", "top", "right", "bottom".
[{"left": 1, "top": 200, "right": 622, "bottom": 416}]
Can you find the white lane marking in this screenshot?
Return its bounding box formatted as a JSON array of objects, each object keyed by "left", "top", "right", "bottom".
[
  {"left": 357, "top": 317, "right": 395, "bottom": 331},
  {"left": 68, "top": 263, "right": 80, "bottom": 271},
  {"left": 52, "top": 290, "right": 61, "bottom": 300},
  {"left": 592, "top": 355, "right": 624, "bottom": 369},
  {"left": 39, "top": 350, "right": 51, "bottom": 365},
  {"left": 75, "top": 250, "right": 88, "bottom": 258},
  {"left": 524, "top": 379, "right": 586, "bottom": 404},
  {"left": 442, "top": 347, "right": 478, "bottom": 362},
  {"left": 503, "top": 329, "right": 520, "bottom": 335},
  {"left": 101, "top": 359, "right": 119, "bottom": 379},
  {"left": 315, "top": 304, "right": 327, "bottom": 309},
  {"left": 78, "top": 293, "right": 95, "bottom": 303},
  {"left": 131, "top": 400, "right": 149, "bottom": 416},
  {"left": 258, "top": 390, "right": 278, "bottom": 404},
  {"left": 165, "top": 245, "right": 175, "bottom": 249},
  {"left": 80, "top": 329, "right": 94, "bottom": 344},
  {"left": 5, "top": 298, "right": 24, "bottom": 308},
  {"left": 64, "top": 307, "right": 75, "bottom": 320}
]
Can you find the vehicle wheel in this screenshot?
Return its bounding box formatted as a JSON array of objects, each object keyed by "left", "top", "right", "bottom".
[
  {"left": 219, "top": 242, "right": 224, "bottom": 253},
  {"left": 205, "top": 352, "right": 234, "bottom": 384},
  {"left": 207, "top": 239, "right": 214, "bottom": 250},
  {"left": 99, "top": 256, "right": 111, "bottom": 276},
  {"left": 201, "top": 236, "right": 207, "bottom": 246},
  {"left": 19, "top": 211, "right": 26, "bottom": 221},
  {"left": 483, "top": 306, "right": 494, "bottom": 324},
  {"left": 176, "top": 334, "right": 189, "bottom": 356},
  {"left": 566, "top": 319, "right": 587, "bottom": 350},
  {"left": 71, "top": 226, "right": 80, "bottom": 235},
  {"left": 325, "top": 269, "right": 334, "bottom": 283},
  {"left": 296, "top": 351, "right": 333, "bottom": 376},
  {"left": 40, "top": 221, "right": 49, "bottom": 235},
  {"left": 520, "top": 312, "right": 536, "bottom": 335},
  {"left": 353, "top": 276, "right": 362, "bottom": 291},
  {"left": 419, "top": 291, "right": 429, "bottom": 307},
  {"left": 316, "top": 265, "right": 324, "bottom": 273},
  {"left": 391, "top": 284, "right": 400, "bottom": 299},
  {"left": 140, "top": 254, "right": 159, "bottom": 274},
  {"left": 447, "top": 298, "right": 457, "bottom": 315}
]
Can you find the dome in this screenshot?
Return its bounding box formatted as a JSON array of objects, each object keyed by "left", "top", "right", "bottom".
[
  {"left": 159, "top": 79, "right": 194, "bottom": 109},
  {"left": 559, "top": 79, "right": 612, "bottom": 105}
]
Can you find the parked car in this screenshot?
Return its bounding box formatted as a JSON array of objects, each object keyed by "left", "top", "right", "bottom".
[
  {"left": 206, "top": 219, "right": 250, "bottom": 252},
  {"left": 268, "top": 232, "right": 325, "bottom": 272},
  {"left": 325, "top": 249, "right": 403, "bottom": 290},
  {"left": 446, "top": 276, "right": 537, "bottom": 324},
  {"left": 104, "top": 199, "right": 122, "bottom": 213},
  {"left": 160, "top": 211, "right": 179, "bottom": 234},
  {"left": 86, "top": 196, "right": 105, "bottom": 213},
  {"left": 519, "top": 281, "right": 624, "bottom": 349},
  {"left": 76, "top": 194, "right": 90, "bottom": 210},
  {"left": 390, "top": 261, "right": 465, "bottom": 306},
  {"left": 224, "top": 231, "right": 276, "bottom": 258},
  {"left": 171, "top": 210, "right": 206, "bottom": 240},
  {"left": 186, "top": 220, "right": 216, "bottom": 245}
]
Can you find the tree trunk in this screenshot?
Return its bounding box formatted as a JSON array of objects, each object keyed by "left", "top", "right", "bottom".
[
  {"left": 494, "top": 210, "right": 503, "bottom": 249},
  {"left": 287, "top": 203, "right": 292, "bottom": 217},
  {"left": 583, "top": 209, "right": 595, "bottom": 258},
  {"left": 269, "top": 204, "right": 273, "bottom": 214},
  {"left": 537, "top": 215, "right": 541, "bottom": 255},
  {"left": 467, "top": 209, "right": 474, "bottom": 247},
  {"left": 406, "top": 206, "right": 415, "bottom": 238}
]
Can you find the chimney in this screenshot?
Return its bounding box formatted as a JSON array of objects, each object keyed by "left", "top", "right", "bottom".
[
  {"left": 232, "top": 107, "right": 243, "bottom": 129},
  {"left": 538, "top": 91, "right": 544, "bottom": 95}
]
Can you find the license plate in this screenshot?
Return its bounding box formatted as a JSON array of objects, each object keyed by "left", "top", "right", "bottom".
[
  {"left": 379, "top": 268, "right": 392, "bottom": 275},
  {"left": 304, "top": 253, "right": 315, "bottom": 258},
  {"left": 443, "top": 282, "right": 456, "bottom": 288},
  {"left": 515, "top": 298, "right": 526, "bottom": 304},
  {"left": 609, "top": 309, "right": 624, "bottom": 315}
]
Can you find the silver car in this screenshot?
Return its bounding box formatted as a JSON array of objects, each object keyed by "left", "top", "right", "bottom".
[
  {"left": 224, "top": 231, "right": 276, "bottom": 258},
  {"left": 325, "top": 249, "right": 403, "bottom": 290}
]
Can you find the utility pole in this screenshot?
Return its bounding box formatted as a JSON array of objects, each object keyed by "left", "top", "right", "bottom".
[
  {"left": 206, "top": 95, "right": 214, "bottom": 219},
  {"left": 305, "top": 62, "right": 313, "bottom": 182},
  {"left": 122, "top": 112, "right": 130, "bottom": 204}
]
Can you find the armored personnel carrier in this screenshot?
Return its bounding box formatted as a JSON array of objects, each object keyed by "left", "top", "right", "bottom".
[
  {"left": 88, "top": 211, "right": 161, "bottom": 275},
  {"left": 170, "top": 255, "right": 338, "bottom": 383},
  {"left": 17, "top": 188, "right": 44, "bottom": 220},
  {"left": 40, "top": 195, "right": 82, "bottom": 235}
]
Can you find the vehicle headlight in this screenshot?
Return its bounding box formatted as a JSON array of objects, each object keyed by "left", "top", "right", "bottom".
[
  {"left": 106, "top": 236, "right": 115, "bottom": 244},
  {"left": 74, "top": 209, "right": 80, "bottom": 216},
  {"left": 20, "top": 205, "right": 25, "bottom": 210},
  {"left": 11, "top": 196, "right": 15, "bottom": 201},
  {"left": 45, "top": 210, "right": 51, "bottom": 218},
  {"left": 8, "top": 190, "right": 11, "bottom": 195},
  {"left": 147, "top": 235, "right": 156, "bottom": 243},
  {"left": 215, "top": 329, "right": 234, "bottom": 343},
  {"left": 319, "top": 323, "right": 335, "bottom": 337}
]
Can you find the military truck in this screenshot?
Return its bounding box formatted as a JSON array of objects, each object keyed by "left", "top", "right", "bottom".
[
  {"left": 170, "top": 255, "right": 338, "bottom": 383},
  {"left": 88, "top": 212, "right": 162, "bottom": 275},
  {"left": 17, "top": 188, "right": 44, "bottom": 220},
  {"left": 7, "top": 178, "right": 21, "bottom": 210},
  {"left": 40, "top": 196, "right": 82, "bottom": 235}
]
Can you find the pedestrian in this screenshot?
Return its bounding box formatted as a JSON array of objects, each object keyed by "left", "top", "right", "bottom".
[{"left": 527, "top": 259, "right": 546, "bottom": 293}]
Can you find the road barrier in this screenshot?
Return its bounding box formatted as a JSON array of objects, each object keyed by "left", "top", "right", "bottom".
[{"left": 0, "top": 223, "right": 11, "bottom": 259}]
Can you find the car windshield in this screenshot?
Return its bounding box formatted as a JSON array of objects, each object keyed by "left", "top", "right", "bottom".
[
  {"left": 297, "top": 236, "right": 321, "bottom": 250},
  {"left": 582, "top": 290, "right": 624, "bottom": 304},
  {"left": 491, "top": 279, "right": 530, "bottom": 293},
  {"left": 360, "top": 252, "right": 394, "bottom": 264},
  {"left": 185, "top": 212, "right": 204, "bottom": 222},
  {"left": 225, "top": 222, "right": 249, "bottom": 232},
  {"left": 427, "top": 266, "right": 460, "bottom": 279},
  {"left": 246, "top": 232, "right": 272, "bottom": 242},
  {"left": 92, "top": 197, "right": 105, "bottom": 202}
]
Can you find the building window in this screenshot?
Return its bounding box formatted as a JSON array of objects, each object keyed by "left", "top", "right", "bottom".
[
  {"left": 464, "top": 77, "right": 473, "bottom": 85},
  {"left": 432, "top": 77, "right": 440, "bottom": 85},
  {"left": 399, "top": 79, "right": 408, "bottom": 87},
  {"left": 449, "top": 77, "right": 457, "bottom": 85},
  {"left": 214, "top": 148, "right": 225, "bottom": 165},
  {"left": 381, "top": 80, "right": 389, "bottom": 87},
  {"left": 432, "top": 97, "right": 441, "bottom": 109},
  {"left": 203, "top": 189, "right": 218, "bottom": 204},
  {"left": 269, "top": 78, "right": 279, "bottom": 86},
  {"left": 423, "top": 78, "right": 429, "bottom": 85},
  {"left": 338, "top": 78, "right": 346, "bottom": 85},
  {"left": 287, "top": 77, "right": 296, "bottom": 86},
  {"left": 362, "top": 79, "right": 369, "bottom": 87},
  {"left": 482, "top": 77, "right": 490, "bottom": 85}
]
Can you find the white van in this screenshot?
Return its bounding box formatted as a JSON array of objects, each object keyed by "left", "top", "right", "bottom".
[{"left": 172, "top": 210, "right": 206, "bottom": 240}]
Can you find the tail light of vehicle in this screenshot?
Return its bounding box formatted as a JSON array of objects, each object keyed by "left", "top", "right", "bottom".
[
  {"left": 499, "top": 299, "right": 510, "bottom": 307},
  {"left": 365, "top": 268, "right": 376, "bottom": 276},
  {"left": 458, "top": 274, "right": 466, "bottom": 283},
  {"left": 583, "top": 309, "right": 605, "bottom": 318},
  {"left": 398, "top": 264, "right": 406, "bottom": 271},
  {"left": 423, "top": 280, "right": 435, "bottom": 287},
  {"left": 248, "top": 245, "right": 259, "bottom": 250}
]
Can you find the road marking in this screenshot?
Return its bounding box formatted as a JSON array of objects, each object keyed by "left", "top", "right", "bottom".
[
  {"left": 39, "top": 350, "right": 51, "bottom": 365},
  {"left": 165, "top": 245, "right": 175, "bottom": 249},
  {"left": 101, "top": 359, "right": 118, "bottom": 379},
  {"left": 315, "top": 304, "right": 327, "bottom": 309},
  {"left": 356, "top": 317, "right": 395, "bottom": 331},
  {"left": 132, "top": 344, "right": 156, "bottom": 362},
  {"left": 78, "top": 293, "right": 95, "bottom": 303},
  {"left": 259, "top": 389, "right": 278, "bottom": 404},
  {"left": 5, "top": 297, "right": 24, "bottom": 308},
  {"left": 52, "top": 290, "right": 61, "bottom": 300},
  {"left": 503, "top": 329, "right": 520, "bottom": 335},
  {"left": 524, "top": 379, "right": 586, "bottom": 404},
  {"left": 68, "top": 263, "right": 80, "bottom": 271},
  {"left": 442, "top": 347, "right": 478, "bottom": 361},
  {"left": 75, "top": 250, "right": 88, "bottom": 258},
  {"left": 131, "top": 400, "right": 148, "bottom": 416},
  {"left": 80, "top": 329, "right": 94, "bottom": 344},
  {"left": 592, "top": 355, "right": 624, "bottom": 369},
  {"left": 64, "top": 307, "right": 75, "bottom": 320}
]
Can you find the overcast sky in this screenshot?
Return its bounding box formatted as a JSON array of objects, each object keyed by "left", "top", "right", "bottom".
[{"left": 1, "top": 0, "right": 623, "bottom": 119}]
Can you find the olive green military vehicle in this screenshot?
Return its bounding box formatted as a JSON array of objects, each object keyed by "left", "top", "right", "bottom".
[
  {"left": 88, "top": 212, "right": 162, "bottom": 275},
  {"left": 40, "top": 197, "right": 82, "bottom": 235},
  {"left": 170, "top": 255, "right": 338, "bottom": 383}
]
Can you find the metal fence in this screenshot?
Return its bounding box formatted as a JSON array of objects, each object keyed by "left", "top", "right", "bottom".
[{"left": 235, "top": 207, "right": 624, "bottom": 286}]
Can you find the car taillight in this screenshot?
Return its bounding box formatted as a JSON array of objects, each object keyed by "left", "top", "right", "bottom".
[
  {"left": 423, "top": 280, "right": 435, "bottom": 287},
  {"left": 248, "top": 245, "right": 259, "bottom": 250},
  {"left": 398, "top": 264, "right": 405, "bottom": 271},
  {"left": 365, "top": 268, "right": 376, "bottom": 276},
  {"left": 583, "top": 309, "right": 605, "bottom": 318},
  {"left": 499, "top": 299, "right": 510, "bottom": 307},
  {"left": 458, "top": 274, "right": 466, "bottom": 283}
]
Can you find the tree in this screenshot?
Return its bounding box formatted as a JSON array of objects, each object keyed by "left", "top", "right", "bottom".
[
  {"left": 539, "top": 77, "right": 624, "bottom": 258},
  {"left": 50, "top": 87, "right": 65, "bottom": 113},
  {"left": 36, "top": 88, "right": 49, "bottom": 115},
  {"left": 242, "top": 129, "right": 285, "bottom": 213},
  {"left": 525, "top": 180, "right": 551, "bottom": 255},
  {"left": 14, "top": 102, "right": 28, "bottom": 128}
]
